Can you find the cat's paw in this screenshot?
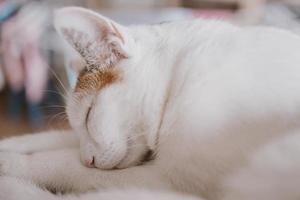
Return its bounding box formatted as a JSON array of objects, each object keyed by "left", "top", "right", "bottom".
[
  {"left": 0, "top": 152, "right": 27, "bottom": 177},
  {"left": 0, "top": 177, "right": 53, "bottom": 200}
]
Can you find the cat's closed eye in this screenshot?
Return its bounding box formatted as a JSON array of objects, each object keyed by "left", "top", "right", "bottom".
[{"left": 85, "top": 106, "right": 92, "bottom": 131}]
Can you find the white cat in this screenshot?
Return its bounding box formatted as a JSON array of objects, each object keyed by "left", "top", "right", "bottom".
[{"left": 1, "top": 6, "right": 300, "bottom": 200}]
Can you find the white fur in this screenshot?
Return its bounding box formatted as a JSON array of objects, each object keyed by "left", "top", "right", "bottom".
[
  {"left": 2, "top": 6, "right": 300, "bottom": 200},
  {"left": 0, "top": 177, "right": 200, "bottom": 200}
]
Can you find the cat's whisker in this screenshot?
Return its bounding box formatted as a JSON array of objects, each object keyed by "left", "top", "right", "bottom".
[
  {"left": 45, "top": 111, "right": 68, "bottom": 127},
  {"left": 43, "top": 89, "right": 68, "bottom": 101},
  {"left": 47, "top": 111, "right": 67, "bottom": 121},
  {"left": 69, "top": 95, "right": 84, "bottom": 105},
  {"left": 38, "top": 105, "right": 66, "bottom": 113},
  {"left": 48, "top": 67, "right": 70, "bottom": 96},
  {"left": 39, "top": 105, "right": 66, "bottom": 109}
]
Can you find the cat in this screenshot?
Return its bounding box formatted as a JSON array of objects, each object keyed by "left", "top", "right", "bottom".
[{"left": 1, "top": 6, "right": 300, "bottom": 200}]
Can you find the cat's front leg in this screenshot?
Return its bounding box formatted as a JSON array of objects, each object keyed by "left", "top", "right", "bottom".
[
  {"left": 0, "top": 177, "right": 57, "bottom": 200},
  {"left": 0, "top": 148, "right": 170, "bottom": 193},
  {"left": 0, "top": 150, "right": 79, "bottom": 191},
  {"left": 0, "top": 130, "right": 79, "bottom": 154},
  {"left": 0, "top": 177, "right": 202, "bottom": 200}
]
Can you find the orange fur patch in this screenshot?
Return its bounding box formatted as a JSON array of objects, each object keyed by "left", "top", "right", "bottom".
[{"left": 75, "top": 68, "right": 120, "bottom": 93}]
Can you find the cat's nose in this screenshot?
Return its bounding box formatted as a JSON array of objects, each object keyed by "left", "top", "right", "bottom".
[{"left": 85, "top": 156, "right": 95, "bottom": 168}]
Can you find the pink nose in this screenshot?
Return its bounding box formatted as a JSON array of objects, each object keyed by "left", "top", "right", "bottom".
[{"left": 85, "top": 156, "right": 95, "bottom": 168}]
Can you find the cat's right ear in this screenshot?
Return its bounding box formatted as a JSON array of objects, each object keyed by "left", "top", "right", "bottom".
[{"left": 54, "top": 7, "right": 132, "bottom": 71}]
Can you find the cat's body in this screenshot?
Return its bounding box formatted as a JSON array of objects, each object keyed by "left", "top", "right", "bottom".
[{"left": 1, "top": 7, "right": 300, "bottom": 200}]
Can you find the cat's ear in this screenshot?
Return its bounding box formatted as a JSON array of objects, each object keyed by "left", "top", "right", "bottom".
[{"left": 54, "top": 7, "right": 130, "bottom": 70}]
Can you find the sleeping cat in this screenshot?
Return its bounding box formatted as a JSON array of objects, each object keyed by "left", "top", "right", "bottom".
[{"left": 1, "top": 6, "right": 300, "bottom": 200}]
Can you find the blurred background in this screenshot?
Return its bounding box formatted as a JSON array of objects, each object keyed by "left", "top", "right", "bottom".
[{"left": 0, "top": 0, "right": 300, "bottom": 137}]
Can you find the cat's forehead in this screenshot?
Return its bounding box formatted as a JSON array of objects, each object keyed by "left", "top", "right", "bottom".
[{"left": 74, "top": 67, "right": 120, "bottom": 93}]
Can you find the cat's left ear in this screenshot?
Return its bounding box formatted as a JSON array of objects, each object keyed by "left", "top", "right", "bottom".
[{"left": 54, "top": 7, "right": 131, "bottom": 70}]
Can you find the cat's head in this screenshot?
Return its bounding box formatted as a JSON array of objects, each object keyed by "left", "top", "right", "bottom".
[{"left": 54, "top": 7, "right": 167, "bottom": 169}]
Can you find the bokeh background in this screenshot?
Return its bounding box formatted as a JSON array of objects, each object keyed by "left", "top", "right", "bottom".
[{"left": 0, "top": 0, "right": 299, "bottom": 137}]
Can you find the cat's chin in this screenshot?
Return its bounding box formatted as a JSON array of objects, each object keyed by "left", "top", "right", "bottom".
[
  {"left": 89, "top": 146, "right": 150, "bottom": 170},
  {"left": 92, "top": 156, "right": 138, "bottom": 170}
]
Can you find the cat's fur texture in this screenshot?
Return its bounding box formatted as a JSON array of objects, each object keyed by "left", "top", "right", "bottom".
[{"left": 1, "top": 6, "right": 300, "bottom": 200}]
